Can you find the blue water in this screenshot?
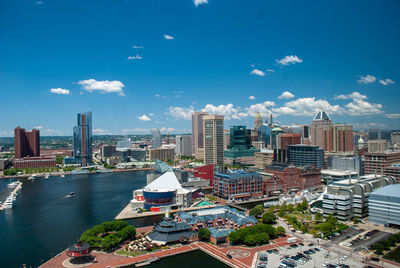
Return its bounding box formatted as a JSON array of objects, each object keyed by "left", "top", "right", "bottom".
[{"left": 0, "top": 172, "right": 151, "bottom": 268}]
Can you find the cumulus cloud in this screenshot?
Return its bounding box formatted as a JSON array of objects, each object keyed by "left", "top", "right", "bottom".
[
  {"left": 34, "top": 126, "right": 43, "bottom": 129},
  {"left": 335, "top": 91, "right": 367, "bottom": 100},
  {"left": 93, "top": 128, "right": 110, "bottom": 134},
  {"left": 346, "top": 99, "right": 383, "bottom": 116},
  {"left": 276, "top": 55, "right": 302, "bottom": 66},
  {"left": 245, "top": 101, "right": 276, "bottom": 117},
  {"left": 354, "top": 122, "right": 388, "bottom": 129},
  {"left": 250, "top": 69, "right": 266, "bottom": 76},
  {"left": 121, "top": 128, "right": 149, "bottom": 134},
  {"left": 278, "top": 91, "right": 295, "bottom": 100},
  {"left": 194, "top": 0, "right": 208, "bottom": 7},
  {"left": 167, "top": 106, "right": 194, "bottom": 120},
  {"left": 273, "top": 97, "right": 343, "bottom": 116},
  {"left": 138, "top": 114, "right": 151, "bottom": 121},
  {"left": 127, "top": 55, "right": 142, "bottom": 60},
  {"left": 202, "top": 103, "right": 242, "bottom": 119},
  {"left": 164, "top": 34, "right": 174, "bottom": 40},
  {"left": 149, "top": 113, "right": 154, "bottom": 116},
  {"left": 77, "top": 79, "right": 125, "bottom": 96},
  {"left": 50, "top": 88, "right": 71, "bottom": 95},
  {"left": 379, "top": 78, "right": 395, "bottom": 86},
  {"left": 357, "top": 75, "right": 376, "bottom": 84},
  {"left": 132, "top": 45, "right": 143, "bottom": 49},
  {"left": 249, "top": 96, "right": 256, "bottom": 100}
]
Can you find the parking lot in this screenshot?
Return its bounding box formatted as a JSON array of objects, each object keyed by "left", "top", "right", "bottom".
[
  {"left": 351, "top": 231, "right": 392, "bottom": 252},
  {"left": 331, "top": 227, "right": 364, "bottom": 244},
  {"left": 255, "top": 243, "right": 362, "bottom": 268}
]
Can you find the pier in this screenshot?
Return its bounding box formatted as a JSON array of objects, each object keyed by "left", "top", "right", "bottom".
[{"left": 0, "top": 181, "right": 22, "bottom": 211}]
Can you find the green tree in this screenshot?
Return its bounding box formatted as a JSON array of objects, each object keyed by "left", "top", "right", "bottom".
[
  {"left": 249, "top": 205, "right": 264, "bottom": 218},
  {"left": 56, "top": 156, "right": 64, "bottom": 165},
  {"left": 262, "top": 212, "right": 276, "bottom": 225},
  {"left": 315, "top": 212, "right": 323, "bottom": 222},
  {"left": 275, "top": 226, "right": 286, "bottom": 235},
  {"left": 198, "top": 228, "right": 211, "bottom": 242},
  {"left": 352, "top": 217, "right": 360, "bottom": 224},
  {"left": 301, "top": 199, "right": 309, "bottom": 211},
  {"left": 287, "top": 203, "right": 294, "bottom": 211}
]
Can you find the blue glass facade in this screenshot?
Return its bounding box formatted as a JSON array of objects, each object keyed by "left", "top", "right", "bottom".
[
  {"left": 257, "top": 124, "right": 271, "bottom": 147},
  {"left": 73, "top": 112, "right": 92, "bottom": 166}
]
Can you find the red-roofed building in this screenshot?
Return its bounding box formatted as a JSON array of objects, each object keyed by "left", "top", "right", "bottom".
[{"left": 193, "top": 164, "right": 214, "bottom": 185}]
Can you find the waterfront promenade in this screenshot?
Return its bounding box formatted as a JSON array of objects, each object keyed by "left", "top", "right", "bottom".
[{"left": 39, "top": 234, "right": 292, "bottom": 268}]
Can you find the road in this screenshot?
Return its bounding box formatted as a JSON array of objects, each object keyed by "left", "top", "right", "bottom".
[{"left": 277, "top": 218, "right": 400, "bottom": 268}]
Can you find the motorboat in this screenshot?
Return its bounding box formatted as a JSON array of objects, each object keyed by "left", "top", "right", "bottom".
[
  {"left": 44, "top": 174, "right": 50, "bottom": 179},
  {"left": 61, "top": 174, "right": 65, "bottom": 178},
  {"left": 71, "top": 169, "right": 89, "bottom": 175},
  {"left": 28, "top": 175, "right": 36, "bottom": 180},
  {"left": 4, "top": 197, "right": 14, "bottom": 209},
  {"left": 65, "top": 192, "right": 76, "bottom": 198}
]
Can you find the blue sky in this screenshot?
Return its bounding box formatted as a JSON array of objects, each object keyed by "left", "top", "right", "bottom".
[{"left": 1, "top": 0, "right": 400, "bottom": 136}]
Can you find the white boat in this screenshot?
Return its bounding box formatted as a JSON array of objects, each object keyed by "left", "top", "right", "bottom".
[
  {"left": 97, "top": 169, "right": 113, "bottom": 173},
  {"left": 61, "top": 174, "right": 65, "bottom": 178},
  {"left": 7, "top": 181, "right": 18, "bottom": 188},
  {"left": 28, "top": 175, "right": 36, "bottom": 180},
  {"left": 71, "top": 169, "right": 89, "bottom": 175},
  {"left": 65, "top": 192, "right": 76, "bottom": 198},
  {"left": 4, "top": 197, "right": 14, "bottom": 209},
  {"left": 44, "top": 174, "right": 50, "bottom": 179}
]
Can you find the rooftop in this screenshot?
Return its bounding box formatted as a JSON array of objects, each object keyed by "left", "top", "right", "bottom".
[
  {"left": 313, "top": 111, "right": 331, "bottom": 121},
  {"left": 370, "top": 184, "right": 400, "bottom": 197},
  {"left": 144, "top": 171, "right": 182, "bottom": 191}
]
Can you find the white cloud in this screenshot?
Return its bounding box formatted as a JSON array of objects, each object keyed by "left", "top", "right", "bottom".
[
  {"left": 346, "top": 99, "right": 383, "bottom": 116},
  {"left": 93, "top": 128, "right": 109, "bottom": 134},
  {"left": 335, "top": 91, "right": 367, "bottom": 100},
  {"left": 385, "top": 113, "right": 400, "bottom": 119},
  {"left": 164, "top": 34, "right": 174, "bottom": 40},
  {"left": 357, "top": 75, "right": 376, "bottom": 84},
  {"left": 132, "top": 45, "right": 143, "bottom": 49},
  {"left": 245, "top": 101, "right": 276, "bottom": 117},
  {"left": 149, "top": 113, "right": 154, "bottom": 116},
  {"left": 50, "top": 88, "right": 71, "bottom": 95},
  {"left": 354, "top": 122, "right": 388, "bottom": 129},
  {"left": 155, "top": 94, "right": 167, "bottom": 98},
  {"left": 379, "top": 78, "right": 395, "bottom": 86},
  {"left": 250, "top": 69, "right": 265, "bottom": 76},
  {"left": 77, "top": 79, "right": 125, "bottom": 96},
  {"left": 278, "top": 91, "right": 295, "bottom": 100},
  {"left": 249, "top": 96, "right": 256, "bottom": 100},
  {"left": 35, "top": 1, "right": 44, "bottom": 5},
  {"left": 194, "top": 0, "right": 208, "bottom": 7},
  {"left": 167, "top": 106, "right": 194, "bottom": 120},
  {"left": 41, "top": 128, "right": 64, "bottom": 136},
  {"left": 273, "top": 97, "right": 343, "bottom": 116},
  {"left": 276, "top": 55, "right": 302, "bottom": 66},
  {"left": 160, "top": 127, "right": 176, "bottom": 133},
  {"left": 138, "top": 114, "right": 151, "bottom": 121},
  {"left": 266, "top": 69, "right": 275, "bottom": 73},
  {"left": 127, "top": 54, "right": 142, "bottom": 60},
  {"left": 34, "top": 126, "right": 43, "bottom": 129},
  {"left": 202, "top": 103, "right": 242, "bottom": 119}
]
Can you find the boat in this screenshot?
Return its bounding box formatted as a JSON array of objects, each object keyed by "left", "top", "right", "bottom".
[
  {"left": 65, "top": 192, "right": 76, "bottom": 198},
  {"left": 4, "top": 197, "right": 14, "bottom": 209},
  {"left": 28, "top": 175, "right": 36, "bottom": 181},
  {"left": 71, "top": 169, "right": 89, "bottom": 175},
  {"left": 61, "top": 174, "right": 65, "bottom": 178},
  {"left": 97, "top": 169, "right": 113, "bottom": 173},
  {"left": 7, "top": 181, "right": 18, "bottom": 188},
  {"left": 44, "top": 174, "right": 50, "bottom": 179}
]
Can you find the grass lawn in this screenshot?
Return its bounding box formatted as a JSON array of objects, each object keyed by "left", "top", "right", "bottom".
[
  {"left": 384, "top": 246, "right": 400, "bottom": 263},
  {"left": 285, "top": 212, "right": 312, "bottom": 221}
]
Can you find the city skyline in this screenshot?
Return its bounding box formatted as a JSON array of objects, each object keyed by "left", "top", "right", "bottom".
[{"left": 1, "top": 0, "right": 400, "bottom": 137}]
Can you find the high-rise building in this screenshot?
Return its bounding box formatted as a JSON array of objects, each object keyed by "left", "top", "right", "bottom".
[
  {"left": 191, "top": 111, "right": 208, "bottom": 159},
  {"left": 257, "top": 124, "right": 271, "bottom": 148},
  {"left": 364, "top": 151, "right": 400, "bottom": 176},
  {"left": 274, "top": 133, "right": 302, "bottom": 163},
  {"left": 14, "top": 127, "right": 40, "bottom": 159},
  {"left": 117, "top": 138, "right": 132, "bottom": 149},
  {"left": 368, "top": 129, "right": 380, "bottom": 140},
  {"left": 310, "top": 111, "right": 332, "bottom": 149},
  {"left": 391, "top": 132, "right": 400, "bottom": 146},
  {"left": 270, "top": 127, "right": 283, "bottom": 150},
  {"left": 327, "top": 154, "right": 363, "bottom": 175},
  {"left": 73, "top": 112, "right": 93, "bottom": 166},
  {"left": 203, "top": 115, "right": 224, "bottom": 172},
  {"left": 224, "top": 126, "right": 256, "bottom": 159},
  {"left": 368, "top": 140, "right": 390, "bottom": 153},
  {"left": 323, "top": 124, "right": 354, "bottom": 153},
  {"left": 176, "top": 135, "right": 192, "bottom": 156},
  {"left": 151, "top": 128, "right": 162, "bottom": 149},
  {"left": 149, "top": 147, "right": 175, "bottom": 162},
  {"left": 288, "top": 144, "right": 324, "bottom": 169}
]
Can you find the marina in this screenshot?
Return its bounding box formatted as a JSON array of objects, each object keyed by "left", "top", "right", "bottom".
[{"left": 0, "top": 181, "right": 22, "bottom": 211}]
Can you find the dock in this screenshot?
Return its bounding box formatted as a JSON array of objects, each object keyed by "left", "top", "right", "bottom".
[
  {"left": 115, "top": 203, "right": 218, "bottom": 220},
  {"left": 0, "top": 181, "right": 22, "bottom": 211}
]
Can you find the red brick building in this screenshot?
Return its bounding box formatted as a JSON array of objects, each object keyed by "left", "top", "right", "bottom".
[
  {"left": 213, "top": 172, "right": 264, "bottom": 200},
  {"left": 14, "top": 127, "right": 40, "bottom": 159},
  {"left": 364, "top": 151, "right": 400, "bottom": 179},
  {"left": 322, "top": 124, "right": 353, "bottom": 153},
  {"left": 13, "top": 156, "right": 57, "bottom": 168},
  {"left": 264, "top": 163, "right": 321, "bottom": 193}
]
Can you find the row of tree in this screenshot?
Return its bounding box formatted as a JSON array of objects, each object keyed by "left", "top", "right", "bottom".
[
  {"left": 228, "top": 224, "right": 285, "bottom": 246},
  {"left": 80, "top": 221, "right": 136, "bottom": 251},
  {"left": 3, "top": 167, "right": 59, "bottom": 175},
  {"left": 372, "top": 232, "right": 400, "bottom": 255}
]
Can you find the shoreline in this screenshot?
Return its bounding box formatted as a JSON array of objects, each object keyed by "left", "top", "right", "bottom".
[{"left": 0, "top": 167, "right": 154, "bottom": 179}]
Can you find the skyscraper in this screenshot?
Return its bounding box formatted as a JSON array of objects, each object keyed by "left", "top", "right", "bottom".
[
  {"left": 203, "top": 115, "right": 224, "bottom": 172},
  {"left": 176, "top": 135, "right": 192, "bottom": 156},
  {"left": 73, "top": 112, "right": 92, "bottom": 166},
  {"left": 191, "top": 111, "right": 208, "bottom": 159},
  {"left": 14, "top": 127, "right": 40, "bottom": 159},
  {"left": 310, "top": 111, "right": 332, "bottom": 149},
  {"left": 151, "top": 128, "right": 162, "bottom": 149},
  {"left": 323, "top": 124, "right": 354, "bottom": 153},
  {"left": 254, "top": 112, "right": 263, "bottom": 131}
]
